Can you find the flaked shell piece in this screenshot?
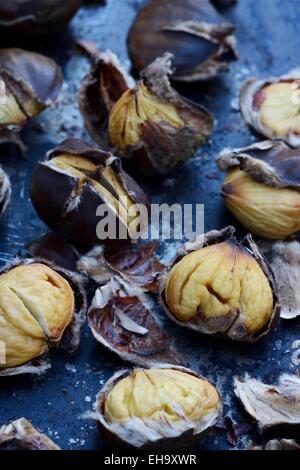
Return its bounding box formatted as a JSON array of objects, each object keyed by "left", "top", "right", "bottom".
[
  {"left": 240, "top": 69, "right": 300, "bottom": 147},
  {"left": 79, "top": 51, "right": 214, "bottom": 176},
  {"left": 88, "top": 278, "right": 184, "bottom": 367},
  {"left": 127, "top": 0, "right": 237, "bottom": 82},
  {"left": 234, "top": 374, "right": 300, "bottom": 438},
  {"left": 30, "top": 138, "right": 149, "bottom": 250},
  {"left": 0, "top": 166, "right": 11, "bottom": 218},
  {"left": 91, "top": 365, "right": 222, "bottom": 449},
  {"left": 159, "top": 226, "right": 280, "bottom": 342},
  {"left": 259, "top": 239, "right": 300, "bottom": 320},
  {"left": 0, "top": 418, "right": 60, "bottom": 450},
  {"left": 0, "top": 358, "right": 51, "bottom": 377},
  {"left": 0, "top": 257, "right": 87, "bottom": 376},
  {"left": 247, "top": 438, "right": 300, "bottom": 450},
  {"left": 78, "top": 241, "right": 165, "bottom": 293},
  {"left": 218, "top": 140, "right": 300, "bottom": 190}
]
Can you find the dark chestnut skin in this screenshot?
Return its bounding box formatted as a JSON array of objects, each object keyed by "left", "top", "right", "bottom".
[{"left": 0, "top": 0, "right": 81, "bottom": 37}]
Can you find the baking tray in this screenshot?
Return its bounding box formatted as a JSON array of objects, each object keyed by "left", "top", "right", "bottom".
[{"left": 0, "top": 0, "right": 299, "bottom": 450}]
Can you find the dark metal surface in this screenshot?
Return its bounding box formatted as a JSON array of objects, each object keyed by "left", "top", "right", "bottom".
[{"left": 0, "top": 0, "right": 300, "bottom": 450}]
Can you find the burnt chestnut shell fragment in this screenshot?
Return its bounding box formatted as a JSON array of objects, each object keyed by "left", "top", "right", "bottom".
[
  {"left": 0, "top": 48, "right": 62, "bottom": 152},
  {"left": 91, "top": 365, "right": 223, "bottom": 449},
  {"left": 79, "top": 51, "right": 214, "bottom": 176},
  {"left": 78, "top": 241, "right": 164, "bottom": 293},
  {"left": 218, "top": 140, "right": 300, "bottom": 239},
  {"left": 127, "top": 0, "right": 237, "bottom": 82},
  {"left": 88, "top": 278, "right": 184, "bottom": 367},
  {"left": 160, "top": 226, "right": 280, "bottom": 342},
  {"left": 240, "top": 69, "right": 300, "bottom": 146},
  {"left": 0, "top": 0, "right": 81, "bottom": 37},
  {"left": 0, "top": 418, "right": 60, "bottom": 450},
  {"left": 30, "top": 138, "right": 149, "bottom": 250},
  {"left": 0, "top": 258, "right": 87, "bottom": 376}
]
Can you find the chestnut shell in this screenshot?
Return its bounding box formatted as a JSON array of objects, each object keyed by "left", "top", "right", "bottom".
[
  {"left": 127, "top": 0, "right": 237, "bottom": 81},
  {"left": 159, "top": 226, "right": 280, "bottom": 342},
  {"left": 0, "top": 0, "right": 81, "bottom": 37}
]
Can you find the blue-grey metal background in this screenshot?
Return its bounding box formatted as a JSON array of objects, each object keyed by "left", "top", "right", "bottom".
[{"left": 0, "top": 0, "right": 300, "bottom": 450}]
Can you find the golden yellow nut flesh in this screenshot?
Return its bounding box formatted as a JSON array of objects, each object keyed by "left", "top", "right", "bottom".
[
  {"left": 104, "top": 368, "right": 219, "bottom": 424},
  {"left": 108, "top": 82, "right": 184, "bottom": 149},
  {"left": 259, "top": 83, "right": 300, "bottom": 137},
  {"left": 222, "top": 168, "right": 300, "bottom": 239},
  {"left": 165, "top": 240, "right": 273, "bottom": 334},
  {"left": 0, "top": 263, "right": 74, "bottom": 368}
]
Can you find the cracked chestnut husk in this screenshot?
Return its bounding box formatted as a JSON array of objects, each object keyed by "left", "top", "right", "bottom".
[
  {"left": 218, "top": 140, "right": 300, "bottom": 239},
  {"left": 247, "top": 439, "right": 300, "bottom": 451},
  {"left": 0, "top": 258, "right": 86, "bottom": 376},
  {"left": 234, "top": 374, "right": 300, "bottom": 439},
  {"left": 79, "top": 51, "right": 214, "bottom": 176},
  {"left": 127, "top": 0, "right": 237, "bottom": 82},
  {"left": 0, "top": 0, "right": 81, "bottom": 37},
  {"left": 0, "top": 48, "right": 62, "bottom": 153},
  {"left": 159, "top": 226, "right": 280, "bottom": 342},
  {"left": 258, "top": 238, "right": 300, "bottom": 320},
  {"left": 91, "top": 365, "right": 222, "bottom": 449},
  {"left": 88, "top": 277, "right": 184, "bottom": 368},
  {"left": 29, "top": 138, "right": 149, "bottom": 250},
  {"left": 78, "top": 241, "right": 164, "bottom": 292},
  {"left": 0, "top": 418, "right": 60, "bottom": 450},
  {"left": 240, "top": 69, "right": 300, "bottom": 146},
  {"left": 0, "top": 166, "right": 11, "bottom": 217}
]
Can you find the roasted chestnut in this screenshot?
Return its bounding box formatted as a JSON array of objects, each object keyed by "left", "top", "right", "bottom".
[
  {"left": 0, "top": 0, "right": 81, "bottom": 37},
  {"left": 127, "top": 0, "right": 237, "bottom": 82},
  {"left": 91, "top": 365, "right": 222, "bottom": 448},
  {"left": 0, "top": 418, "right": 60, "bottom": 450},
  {"left": 0, "top": 48, "right": 62, "bottom": 152},
  {"left": 0, "top": 258, "right": 86, "bottom": 376},
  {"left": 218, "top": 140, "right": 300, "bottom": 239},
  {"left": 240, "top": 69, "right": 300, "bottom": 146},
  {"left": 160, "top": 227, "right": 280, "bottom": 342},
  {"left": 79, "top": 51, "right": 213, "bottom": 176},
  {"left": 0, "top": 166, "right": 11, "bottom": 217},
  {"left": 30, "top": 138, "right": 149, "bottom": 250}
]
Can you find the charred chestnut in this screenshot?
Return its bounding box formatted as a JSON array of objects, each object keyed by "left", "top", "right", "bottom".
[
  {"left": 0, "top": 258, "right": 86, "bottom": 376},
  {"left": 160, "top": 227, "right": 280, "bottom": 342},
  {"left": 79, "top": 52, "right": 213, "bottom": 176},
  {"left": 0, "top": 0, "right": 81, "bottom": 37},
  {"left": 30, "top": 138, "right": 149, "bottom": 250},
  {"left": 218, "top": 140, "right": 300, "bottom": 239},
  {"left": 240, "top": 69, "right": 300, "bottom": 146},
  {"left": 127, "top": 0, "right": 237, "bottom": 82},
  {"left": 91, "top": 365, "right": 222, "bottom": 448},
  {"left": 0, "top": 48, "right": 62, "bottom": 152}
]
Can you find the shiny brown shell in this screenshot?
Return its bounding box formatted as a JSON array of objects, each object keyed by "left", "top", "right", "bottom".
[
  {"left": 0, "top": 0, "right": 81, "bottom": 37},
  {"left": 127, "top": 0, "right": 237, "bottom": 81}
]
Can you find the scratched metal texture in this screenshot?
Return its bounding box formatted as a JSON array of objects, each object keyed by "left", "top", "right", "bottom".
[{"left": 0, "top": 0, "right": 300, "bottom": 451}]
